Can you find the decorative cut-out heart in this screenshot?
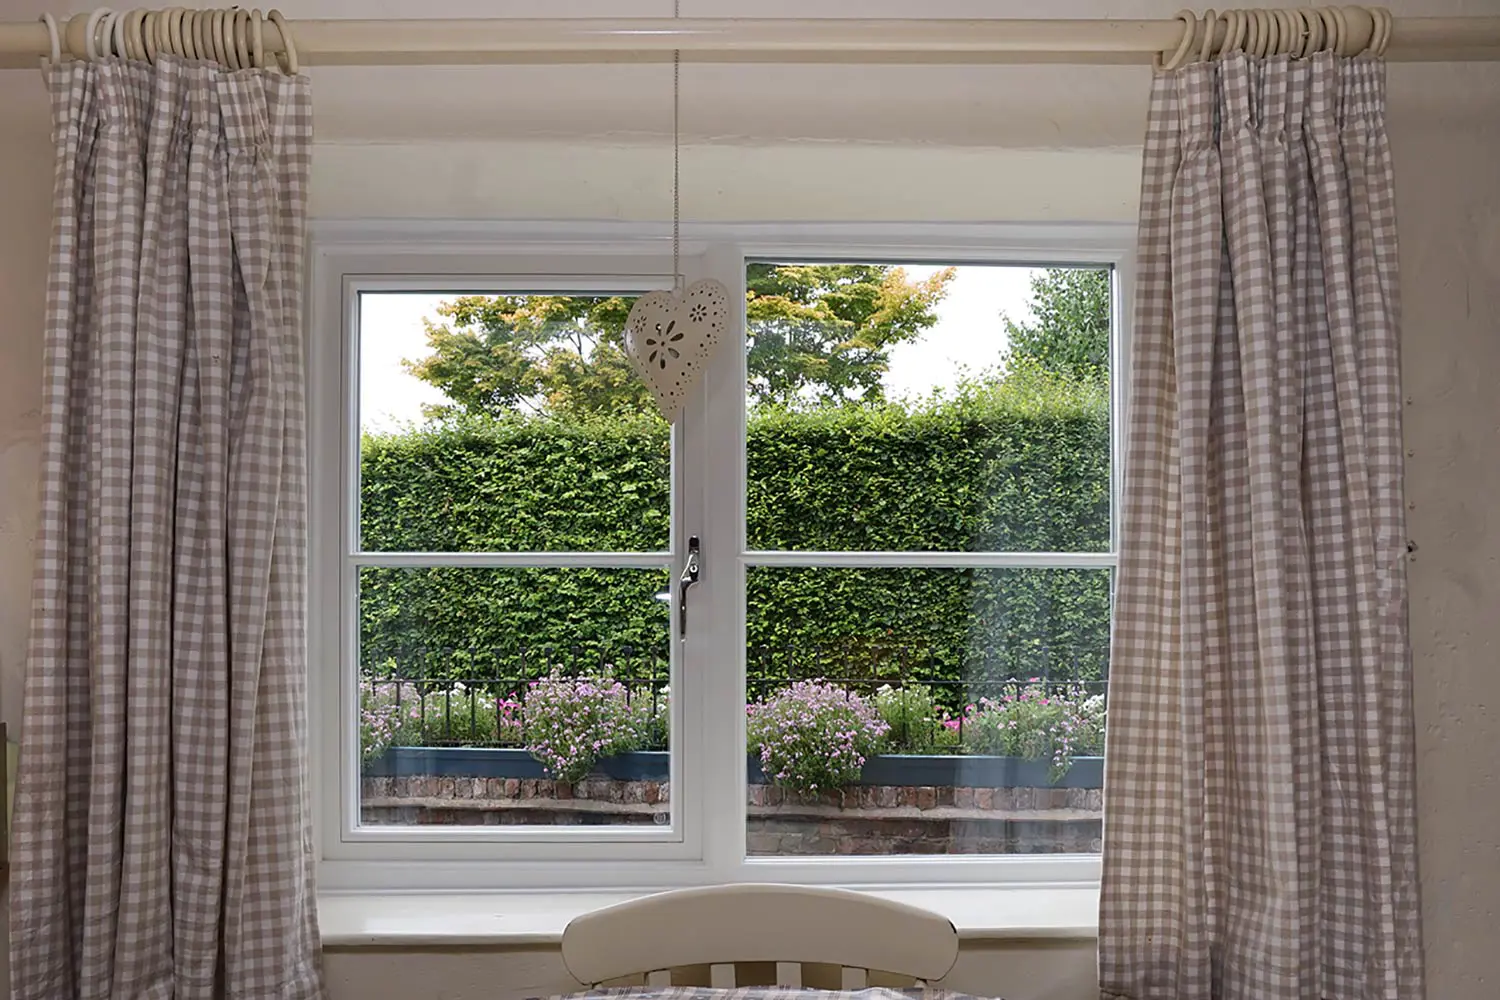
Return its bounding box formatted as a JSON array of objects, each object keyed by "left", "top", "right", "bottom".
[{"left": 624, "top": 279, "right": 730, "bottom": 422}]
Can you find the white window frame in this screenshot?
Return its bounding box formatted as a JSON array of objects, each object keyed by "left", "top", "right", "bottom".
[{"left": 307, "top": 220, "right": 1134, "bottom": 894}]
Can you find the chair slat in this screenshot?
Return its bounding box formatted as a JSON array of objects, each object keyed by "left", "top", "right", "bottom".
[{"left": 841, "top": 967, "right": 869, "bottom": 989}]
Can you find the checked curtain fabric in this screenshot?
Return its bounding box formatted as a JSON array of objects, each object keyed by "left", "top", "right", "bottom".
[
  {"left": 1099, "top": 52, "right": 1423, "bottom": 1000},
  {"left": 9, "top": 56, "right": 326, "bottom": 1000}
]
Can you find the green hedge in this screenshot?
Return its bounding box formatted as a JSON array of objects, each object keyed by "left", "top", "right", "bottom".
[{"left": 359, "top": 366, "right": 1111, "bottom": 699}]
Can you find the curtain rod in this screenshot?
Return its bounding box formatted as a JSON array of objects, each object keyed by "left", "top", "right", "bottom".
[{"left": 3, "top": 10, "right": 1499, "bottom": 69}]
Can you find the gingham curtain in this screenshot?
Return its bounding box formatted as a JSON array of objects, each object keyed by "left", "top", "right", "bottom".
[
  {"left": 9, "top": 57, "right": 326, "bottom": 1000},
  {"left": 1099, "top": 52, "right": 1423, "bottom": 1000}
]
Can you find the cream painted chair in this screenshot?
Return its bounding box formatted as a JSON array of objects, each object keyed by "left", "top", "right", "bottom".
[{"left": 561, "top": 884, "right": 960, "bottom": 990}]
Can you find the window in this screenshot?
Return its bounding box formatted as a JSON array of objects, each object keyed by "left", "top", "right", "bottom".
[{"left": 309, "top": 223, "right": 1130, "bottom": 891}]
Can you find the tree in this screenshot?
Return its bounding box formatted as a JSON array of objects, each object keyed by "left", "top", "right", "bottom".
[
  {"left": 1003, "top": 268, "right": 1111, "bottom": 382},
  {"left": 404, "top": 265, "right": 954, "bottom": 420},
  {"left": 404, "top": 295, "right": 647, "bottom": 421},
  {"left": 745, "top": 264, "right": 954, "bottom": 407}
]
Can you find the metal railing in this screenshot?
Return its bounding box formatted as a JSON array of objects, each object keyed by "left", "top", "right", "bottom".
[{"left": 361, "top": 642, "right": 1108, "bottom": 752}]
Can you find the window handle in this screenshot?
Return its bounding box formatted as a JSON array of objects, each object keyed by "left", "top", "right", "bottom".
[{"left": 678, "top": 535, "right": 701, "bottom": 638}]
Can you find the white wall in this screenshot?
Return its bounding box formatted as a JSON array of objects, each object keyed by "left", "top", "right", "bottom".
[{"left": 3, "top": 2, "right": 1500, "bottom": 999}]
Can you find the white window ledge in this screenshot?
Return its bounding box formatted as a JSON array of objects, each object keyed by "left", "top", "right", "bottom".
[{"left": 317, "top": 886, "right": 1100, "bottom": 948}]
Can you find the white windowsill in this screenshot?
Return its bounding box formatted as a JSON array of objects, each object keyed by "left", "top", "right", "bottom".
[{"left": 317, "top": 885, "right": 1100, "bottom": 947}]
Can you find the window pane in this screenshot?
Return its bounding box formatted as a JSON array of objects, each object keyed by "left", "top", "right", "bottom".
[
  {"left": 745, "top": 264, "right": 1111, "bottom": 552},
  {"left": 744, "top": 566, "right": 1109, "bottom": 856},
  {"left": 358, "top": 567, "right": 672, "bottom": 829},
  {"left": 358, "top": 292, "right": 670, "bottom": 552}
]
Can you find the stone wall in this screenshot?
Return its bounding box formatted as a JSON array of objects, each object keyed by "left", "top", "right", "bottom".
[{"left": 361, "top": 775, "right": 1102, "bottom": 854}]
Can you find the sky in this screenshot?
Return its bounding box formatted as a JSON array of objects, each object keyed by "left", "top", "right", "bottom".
[{"left": 356, "top": 265, "right": 1042, "bottom": 432}]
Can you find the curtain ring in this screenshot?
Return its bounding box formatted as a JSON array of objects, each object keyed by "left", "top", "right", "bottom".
[
  {"left": 232, "top": 8, "right": 252, "bottom": 70},
  {"left": 223, "top": 9, "right": 241, "bottom": 69},
  {"left": 1219, "top": 9, "right": 1246, "bottom": 58},
  {"left": 250, "top": 9, "right": 265, "bottom": 69},
  {"left": 111, "top": 10, "right": 129, "bottom": 59},
  {"left": 165, "top": 8, "right": 185, "bottom": 58},
  {"left": 141, "top": 10, "right": 158, "bottom": 63},
  {"left": 214, "top": 8, "right": 231, "bottom": 67},
  {"left": 1304, "top": 7, "right": 1325, "bottom": 56},
  {"left": 1373, "top": 7, "right": 1393, "bottom": 57},
  {"left": 38, "top": 12, "right": 60, "bottom": 81},
  {"left": 1245, "top": 9, "right": 1263, "bottom": 57},
  {"left": 1262, "top": 9, "right": 1282, "bottom": 57},
  {"left": 181, "top": 9, "right": 199, "bottom": 59},
  {"left": 1156, "top": 9, "right": 1198, "bottom": 71},
  {"left": 1199, "top": 9, "right": 1223, "bottom": 62},
  {"left": 267, "top": 10, "right": 298, "bottom": 75},
  {"left": 192, "top": 9, "right": 209, "bottom": 60},
  {"left": 95, "top": 10, "right": 114, "bottom": 58},
  {"left": 209, "top": 9, "right": 228, "bottom": 66},
  {"left": 193, "top": 8, "right": 210, "bottom": 60},
  {"left": 122, "top": 9, "right": 144, "bottom": 60},
  {"left": 1274, "top": 9, "right": 1297, "bottom": 57},
  {"left": 1319, "top": 7, "right": 1344, "bottom": 56},
  {"left": 203, "top": 9, "right": 219, "bottom": 64},
  {"left": 83, "top": 8, "right": 110, "bottom": 61}
]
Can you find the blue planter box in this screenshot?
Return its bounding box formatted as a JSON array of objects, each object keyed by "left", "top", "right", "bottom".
[{"left": 366, "top": 746, "right": 1104, "bottom": 789}]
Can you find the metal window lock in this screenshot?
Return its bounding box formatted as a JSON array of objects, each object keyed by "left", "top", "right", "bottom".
[{"left": 678, "top": 535, "right": 701, "bottom": 637}]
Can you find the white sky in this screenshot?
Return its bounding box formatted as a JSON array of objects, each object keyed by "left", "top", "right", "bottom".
[{"left": 357, "top": 265, "right": 1040, "bottom": 432}]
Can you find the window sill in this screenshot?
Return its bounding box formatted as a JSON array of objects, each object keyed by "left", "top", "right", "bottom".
[{"left": 317, "top": 885, "right": 1100, "bottom": 948}]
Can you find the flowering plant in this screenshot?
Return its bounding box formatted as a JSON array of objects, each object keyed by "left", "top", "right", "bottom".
[
  {"left": 361, "top": 681, "right": 525, "bottom": 765},
  {"left": 360, "top": 682, "right": 422, "bottom": 765},
  {"left": 872, "top": 682, "right": 959, "bottom": 752},
  {"left": 958, "top": 681, "right": 1105, "bottom": 779},
  {"left": 747, "top": 680, "right": 890, "bottom": 795},
  {"left": 522, "top": 672, "right": 647, "bottom": 782}
]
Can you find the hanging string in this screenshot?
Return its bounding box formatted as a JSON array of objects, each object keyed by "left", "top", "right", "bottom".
[{"left": 672, "top": 0, "right": 682, "bottom": 292}]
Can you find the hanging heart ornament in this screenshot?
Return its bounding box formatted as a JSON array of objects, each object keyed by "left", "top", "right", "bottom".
[{"left": 624, "top": 279, "right": 730, "bottom": 422}]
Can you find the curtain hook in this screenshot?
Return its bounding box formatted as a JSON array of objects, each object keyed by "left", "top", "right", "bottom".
[
  {"left": 38, "top": 12, "right": 61, "bottom": 82},
  {"left": 1157, "top": 10, "right": 1198, "bottom": 71},
  {"left": 267, "top": 10, "right": 298, "bottom": 75}
]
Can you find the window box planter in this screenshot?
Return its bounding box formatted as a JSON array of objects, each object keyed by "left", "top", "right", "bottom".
[{"left": 365, "top": 746, "right": 1103, "bottom": 789}]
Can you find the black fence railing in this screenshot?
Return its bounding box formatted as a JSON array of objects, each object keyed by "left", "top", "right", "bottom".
[{"left": 361, "top": 643, "right": 1108, "bottom": 753}]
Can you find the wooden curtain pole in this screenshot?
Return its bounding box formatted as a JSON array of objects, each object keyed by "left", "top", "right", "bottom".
[{"left": 3, "top": 8, "right": 1500, "bottom": 70}]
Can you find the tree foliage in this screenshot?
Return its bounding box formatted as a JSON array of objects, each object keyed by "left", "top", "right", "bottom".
[
  {"left": 404, "top": 295, "right": 648, "bottom": 421},
  {"left": 745, "top": 263, "right": 954, "bottom": 406},
  {"left": 403, "top": 265, "right": 954, "bottom": 420},
  {"left": 1004, "top": 268, "right": 1111, "bottom": 382}
]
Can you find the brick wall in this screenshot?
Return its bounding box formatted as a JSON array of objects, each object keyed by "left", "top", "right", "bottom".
[{"left": 361, "top": 775, "right": 1102, "bottom": 854}]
